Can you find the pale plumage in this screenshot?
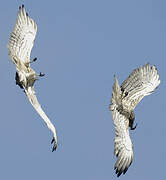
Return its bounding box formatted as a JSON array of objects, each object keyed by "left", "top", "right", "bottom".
[
  {"left": 110, "top": 63, "right": 160, "bottom": 177},
  {"left": 8, "top": 5, "right": 57, "bottom": 151}
]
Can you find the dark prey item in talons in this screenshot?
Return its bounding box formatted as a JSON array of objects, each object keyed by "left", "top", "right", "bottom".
[{"left": 51, "top": 137, "right": 57, "bottom": 152}]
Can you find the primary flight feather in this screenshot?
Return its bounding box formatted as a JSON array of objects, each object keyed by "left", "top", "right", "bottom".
[
  {"left": 8, "top": 5, "right": 57, "bottom": 151},
  {"left": 110, "top": 63, "right": 160, "bottom": 177}
]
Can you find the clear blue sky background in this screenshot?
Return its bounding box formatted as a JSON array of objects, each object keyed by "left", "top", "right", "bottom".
[{"left": 0, "top": 0, "right": 165, "bottom": 179}]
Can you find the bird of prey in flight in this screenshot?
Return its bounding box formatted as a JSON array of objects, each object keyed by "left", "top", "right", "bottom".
[
  {"left": 8, "top": 5, "right": 57, "bottom": 152},
  {"left": 110, "top": 63, "right": 160, "bottom": 177}
]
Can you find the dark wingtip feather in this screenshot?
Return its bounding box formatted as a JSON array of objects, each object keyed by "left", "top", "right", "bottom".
[
  {"left": 117, "top": 170, "right": 122, "bottom": 177},
  {"left": 19, "top": 4, "right": 24, "bottom": 10},
  {"left": 123, "top": 167, "right": 128, "bottom": 174},
  {"left": 51, "top": 137, "right": 57, "bottom": 152},
  {"left": 114, "top": 163, "right": 130, "bottom": 177},
  {"left": 115, "top": 167, "right": 123, "bottom": 177},
  {"left": 51, "top": 138, "right": 54, "bottom": 144},
  {"left": 52, "top": 144, "right": 57, "bottom": 152}
]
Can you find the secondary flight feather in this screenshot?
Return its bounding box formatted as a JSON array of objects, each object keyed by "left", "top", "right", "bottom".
[
  {"left": 8, "top": 5, "right": 57, "bottom": 151},
  {"left": 110, "top": 63, "right": 160, "bottom": 177}
]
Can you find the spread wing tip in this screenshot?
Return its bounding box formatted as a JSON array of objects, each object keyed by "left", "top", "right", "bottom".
[{"left": 114, "top": 156, "right": 133, "bottom": 177}]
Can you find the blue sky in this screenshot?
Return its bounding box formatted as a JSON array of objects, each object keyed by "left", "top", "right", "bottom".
[{"left": 0, "top": 0, "right": 165, "bottom": 179}]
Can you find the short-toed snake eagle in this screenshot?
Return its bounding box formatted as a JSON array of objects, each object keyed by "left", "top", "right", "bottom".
[
  {"left": 110, "top": 63, "right": 160, "bottom": 177},
  {"left": 8, "top": 5, "right": 57, "bottom": 151}
]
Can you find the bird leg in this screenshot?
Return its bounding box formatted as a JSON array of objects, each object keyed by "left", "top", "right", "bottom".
[
  {"left": 130, "top": 123, "right": 137, "bottom": 130},
  {"left": 39, "top": 72, "right": 45, "bottom": 77},
  {"left": 30, "top": 57, "right": 37, "bottom": 63},
  {"left": 129, "top": 111, "right": 137, "bottom": 130},
  {"left": 25, "top": 58, "right": 38, "bottom": 67}
]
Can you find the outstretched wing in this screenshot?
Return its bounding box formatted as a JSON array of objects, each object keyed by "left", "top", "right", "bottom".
[
  {"left": 110, "top": 75, "right": 133, "bottom": 177},
  {"left": 24, "top": 86, "right": 57, "bottom": 151},
  {"left": 8, "top": 5, "right": 37, "bottom": 65},
  {"left": 121, "top": 63, "right": 160, "bottom": 110},
  {"left": 112, "top": 105, "right": 133, "bottom": 177}
]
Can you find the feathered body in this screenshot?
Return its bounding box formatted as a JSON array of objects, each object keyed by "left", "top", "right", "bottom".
[
  {"left": 110, "top": 63, "right": 160, "bottom": 177},
  {"left": 8, "top": 5, "right": 57, "bottom": 151}
]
